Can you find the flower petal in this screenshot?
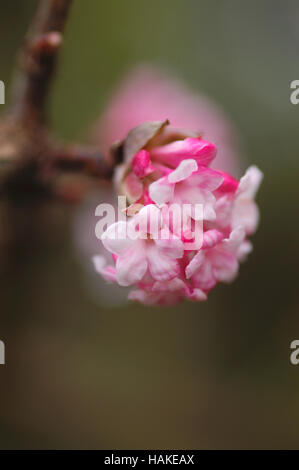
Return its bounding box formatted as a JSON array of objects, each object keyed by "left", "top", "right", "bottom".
[
  {"left": 210, "top": 249, "right": 239, "bottom": 283},
  {"left": 116, "top": 247, "right": 148, "bottom": 286},
  {"left": 101, "top": 221, "right": 135, "bottom": 256},
  {"left": 185, "top": 250, "right": 205, "bottom": 279},
  {"left": 134, "top": 204, "right": 162, "bottom": 236},
  {"left": 128, "top": 289, "right": 161, "bottom": 305},
  {"left": 202, "top": 229, "right": 224, "bottom": 249},
  {"left": 188, "top": 288, "right": 207, "bottom": 301},
  {"left": 132, "top": 149, "right": 155, "bottom": 178},
  {"left": 232, "top": 199, "right": 260, "bottom": 234},
  {"left": 154, "top": 229, "right": 184, "bottom": 258},
  {"left": 190, "top": 166, "right": 224, "bottom": 191},
  {"left": 92, "top": 255, "right": 117, "bottom": 282},
  {"left": 168, "top": 159, "right": 198, "bottom": 183},
  {"left": 150, "top": 138, "right": 217, "bottom": 167},
  {"left": 124, "top": 172, "right": 143, "bottom": 201},
  {"left": 237, "top": 240, "right": 253, "bottom": 261},
  {"left": 149, "top": 177, "right": 174, "bottom": 205},
  {"left": 221, "top": 226, "right": 245, "bottom": 253},
  {"left": 217, "top": 171, "right": 239, "bottom": 193},
  {"left": 147, "top": 245, "right": 180, "bottom": 281},
  {"left": 191, "top": 260, "right": 216, "bottom": 290},
  {"left": 237, "top": 165, "right": 263, "bottom": 198},
  {"left": 152, "top": 278, "right": 186, "bottom": 292}
]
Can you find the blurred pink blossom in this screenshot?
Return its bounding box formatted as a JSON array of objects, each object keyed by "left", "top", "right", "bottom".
[{"left": 97, "top": 64, "right": 242, "bottom": 176}]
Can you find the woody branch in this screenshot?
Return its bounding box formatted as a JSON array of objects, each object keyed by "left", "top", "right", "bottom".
[{"left": 0, "top": 0, "right": 115, "bottom": 203}]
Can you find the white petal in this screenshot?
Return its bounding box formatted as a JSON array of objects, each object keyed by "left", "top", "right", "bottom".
[
  {"left": 168, "top": 159, "right": 198, "bottom": 183},
  {"left": 116, "top": 247, "right": 148, "bottom": 286},
  {"left": 92, "top": 256, "right": 117, "bottom": 282},
  {"left": 154, "top": 230, "right": 184, "bottom": 259},
  {"left": 211, "top": 250, "right": 239, "bottom": 283},
  {"left": 134, "top": 204, "right": 162, "bottom": 236},
  {"left": 190, "top": 167, "right": 223, "bottom": 191},
  {"left": 237, "top": 240, "right": 253, "bottom": 261},
  {"left": 101, "top": 221, "right": 134, "bottom": 255},
  {"left": 92, "top": 255, "right": 106, "bottom": 272},
  {"left": 237, "top": 165, "right": 263, "bottom": 198},
  {"left": 203, "top": 202, "right": 216, "bottom": 221},
  {"left": 232, "top": 199, "right": 260, "bottom": 234},
  {"left": 189, "top": 288, "right": 207, "bottom": 301},
  {"left": 222, "top": 226, "right": 245, "bottom": 253},
  {"left": 149, "top": 178, "right": 174, "bottom": 205}
]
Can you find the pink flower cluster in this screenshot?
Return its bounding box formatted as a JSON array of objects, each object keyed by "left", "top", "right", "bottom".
[{"left": 93, "top": 121, "right": 262, "bottom": 305}]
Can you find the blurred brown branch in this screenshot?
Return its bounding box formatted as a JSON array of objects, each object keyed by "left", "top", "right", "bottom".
[
  {"left": 0, "top": 0, "right": 115, "bottom": 205},
  {"left": 12, "top": 0, "right": 73, "bottom": 124}
]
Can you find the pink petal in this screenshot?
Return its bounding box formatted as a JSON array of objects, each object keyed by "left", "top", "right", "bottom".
[
  {"left": 190, "top": 166, "right": 224, "bottom": 191},
  {"left": 152, "top": 278, "right": 186, "bottom": 292},
  {"left": 149, "top": 138, "right": 217, "bottom": 167},
  {"left": 129, "top": 289, "right": 182, "bottom": 306},
  {"left": 192, "top": 261, "right": 216, "bottom": 291},
  {"left": 92, "top": 255, "right": 117, "bottom": 282},
  {"left": 127, "top": 190, "right": 155, "bottom": 213},
  {"left": 128, "top": 289, "right": 160, "bottom": 305},
  {"left": 142, "top": 189, "right": 155, "bottom": 205},
  {"left": 202, "top": 229, "right": 224, "bottom": 249},
  {"left": 217, "top": 171, "right": 239, "bottom": 193},
  {"left": 124, "top": 172, "right": 143, "bottom": 200},
  {"left": 173, "top": 182, "right": 217, "bottom": 221},
  {"left": 154, "top": 229, "right": 184, "bottom": 259},
  {"left": 152, "top": 163, "right": 173, "bottom": 176},
  {"left": 116, "top": 247, "right": 148, "bottom": 286},
  {"left": 132, "top": 150, "right": 155, "bottom": 178},
  {"left": 147, "top": 245, "right": 180, "bottom": 281},
  {"left": 214, "top": 195, "right": 233, "bottom": 228},
  {"left": 188, "top": 288, "right": 208, "bottom": 301},
  {"left": 185, "top": 250, "right": 205, "bottom": 279}
]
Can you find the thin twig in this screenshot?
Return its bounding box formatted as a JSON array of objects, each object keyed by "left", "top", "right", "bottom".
[
  {"left": 52, "top": 144, "right": 114, "bottom": 179},
  {"left": 11, "top": 0, "right": 73, "bottom": 125}
]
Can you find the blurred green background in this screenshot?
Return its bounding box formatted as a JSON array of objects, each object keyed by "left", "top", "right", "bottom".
[{"left": 0, "top": 0, "right": 299, "bottom": 449}]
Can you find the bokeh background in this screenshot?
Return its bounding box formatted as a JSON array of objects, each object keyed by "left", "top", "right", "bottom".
[{"left": 0, "top": 0, "right": 299, "bottom": 449}]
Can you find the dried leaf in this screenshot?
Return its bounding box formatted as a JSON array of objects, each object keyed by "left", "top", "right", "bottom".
[{"left": 123, "top": 120, "right": 169, "bottom": 163}]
